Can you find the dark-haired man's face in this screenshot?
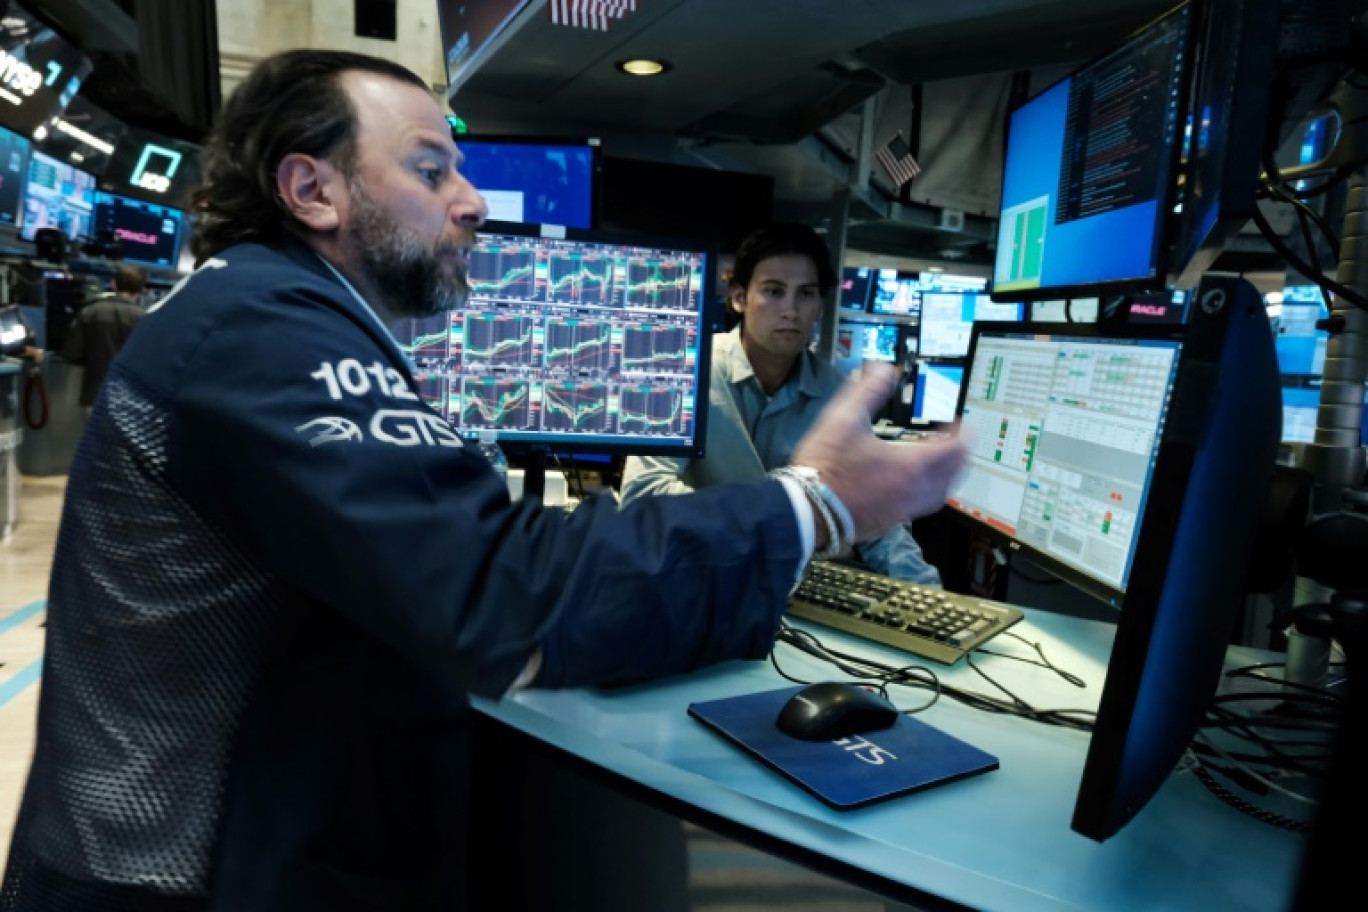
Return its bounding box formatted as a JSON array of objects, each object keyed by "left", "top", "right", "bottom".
[
  {"left": 335, "top": 71, "right": 487, "bottom": 321},
  {"left": 345, "top": 175, "right": 469, "bottom": 319}
]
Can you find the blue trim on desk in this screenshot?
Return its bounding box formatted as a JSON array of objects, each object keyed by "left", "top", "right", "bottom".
[
  {"left": 0, "top": 601, "right": 45, "bottom": 636},
  {"left": 0, "top": 658, "right": 42, "bottom": 709}
]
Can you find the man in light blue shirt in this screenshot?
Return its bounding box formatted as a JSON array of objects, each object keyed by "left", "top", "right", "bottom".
[{"left": 620, "top": 222, "right": 941, "bottom": 586}]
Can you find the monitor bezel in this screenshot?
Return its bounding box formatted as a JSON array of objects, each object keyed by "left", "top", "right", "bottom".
[
  {"left": 951, "top": 319, "right": 1191, "bottom": 608},
  {"left": 90, "top": 188, "right": 185, "bottom": 270},
  {"left": 443, "top": 217, "right": 717, "bottom": 460},
  {"left": 452, "top": 132, "right": 602, "bottom": 230},
  {"left": 988, "top": 1, "right": 1196, "bottom": 304}
]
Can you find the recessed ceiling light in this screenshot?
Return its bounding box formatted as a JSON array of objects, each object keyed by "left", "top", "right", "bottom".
[{"left": 617, "top": 58, "right": 670, "bottom": 76}]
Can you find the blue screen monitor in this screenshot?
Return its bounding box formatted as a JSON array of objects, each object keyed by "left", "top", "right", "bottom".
[
  {"left": 918, "top": 293, "right": 1025, "bottom": 359},
  {"left": 455, "top": 136, "right": 597, "bottom": 229},
  {"left": 391, "top": 220, "right": 716, "bottom": 459},
  {"left": 1281, "top": 379, "right": 1368, "bottom": 446},
  {"left": 913, "top": 362, "right": 964, "bottom": 423},
  {"left": 21, "top": 149, "right": 95, "bottom": 242},
  {"left": 992, "top": 3, "right": 1192, "bottom": 301},
  {"left": 852, "top": 323, "right": 899, "bottom": 363},
  {"left": 1272, "top": 285, "right": 1329, "bottom": 376},
  {"left": 0, "top": 124, "right": 32, "bottom": 227},
  {"left": 838, "top": 266, "right": 875, "bottom": 311},
  {"left": 90, "top": 191, "right": 184, "bottom": 268}
]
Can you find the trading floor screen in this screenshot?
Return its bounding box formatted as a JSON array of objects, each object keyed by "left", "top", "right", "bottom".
[
  {"left": 393, "top": 229, "right": 709, "bottom": 453},
  {"left": 947, "top": 330, "right": 1182, "bottom": 592}
]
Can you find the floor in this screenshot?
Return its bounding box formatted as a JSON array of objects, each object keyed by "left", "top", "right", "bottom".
[{"left": 0, "top": 473, "right": 912, "bottom": 910}]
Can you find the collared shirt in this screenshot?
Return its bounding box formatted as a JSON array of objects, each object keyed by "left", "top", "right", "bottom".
[{"left": 621, "top": 326, "right": 941, "bottom": 586}]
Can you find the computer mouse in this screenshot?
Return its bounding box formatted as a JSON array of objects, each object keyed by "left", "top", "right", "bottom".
[{"left": 775, "top": 681, "right": 900, "bottom": 742}]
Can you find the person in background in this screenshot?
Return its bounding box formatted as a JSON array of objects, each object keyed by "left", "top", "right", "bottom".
[
  {"left": 620, "top": 222, "right": 944, "bottom": 586},
  {"left": 59, "top": 263, "right": 145, "bottom": 410},
  {"left": 0, "top": 50, "right": 964, "bottom": 911}
]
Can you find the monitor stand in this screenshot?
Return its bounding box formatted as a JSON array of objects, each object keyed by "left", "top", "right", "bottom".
[{"left": 521, "top": 448, "right": 547, "bottom": 503}]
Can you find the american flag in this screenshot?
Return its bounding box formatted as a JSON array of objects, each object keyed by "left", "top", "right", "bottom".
[
  {"left": 548, "top": 0, "right": 637, "bottom": 31},
  {"left": 875, "top": 132, "right": 922, "bottom": 190}
]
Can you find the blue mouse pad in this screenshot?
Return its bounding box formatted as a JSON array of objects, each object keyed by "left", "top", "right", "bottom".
[{"left": 688, "top": 685, "right": 999, "bottom": 810}]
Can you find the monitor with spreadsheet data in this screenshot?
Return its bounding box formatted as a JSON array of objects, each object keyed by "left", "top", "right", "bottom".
[
  {"left": 390, "top": 220, "right": 715, "bottom": 458},
  {"left": 952, "top": 274, "right": 1282, "bottom": 842}
]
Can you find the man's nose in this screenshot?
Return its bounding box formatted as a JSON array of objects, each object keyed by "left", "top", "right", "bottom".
[{"left": 451, "top": 173, "right": 488, "bottom": 227}]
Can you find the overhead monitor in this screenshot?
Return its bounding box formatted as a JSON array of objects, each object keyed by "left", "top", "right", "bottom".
[
  {"left": 439, "top": 0, "right": 533, "bottom": 94},
  {"left": 0, "top": 6, "right": 92, "bottom": 138},
  {"left": 916, "top": 272, "right": 988, "bottom": 294},
  {"left": 1272, "top": 284, "right": 1329, "bottom": 376},
  {"left": 34, "top": 95, "right": 125, "bottom": 181},
  {"left": 455, "top": 135, "right": 598, "bottom": 229},
  {"left": 918, "top": 293, "right": 1025, "bottom": 359},
  {"left": 90, "top": 191, "right": 184, "bottom": 269},
  {"left": 838, "top": 266, "right": 875, "bottom": 311},
  {"left": 0, "top": 123, "right": 32, "bottom": 227},
  {"left": 20, "top": 148, "right": 94, "bottom": 242},
  {"left": 950, "top": 275, "right": 1281, "bottom": 841},
  {"left": 871, "top": 274, "right": 920, "bottom": 317},
  {"left": 991, "top": 3, "right": 1192, "bottom": 301},
  {"left": 913, "top": 362, "right": 964, "bottom": 423},
  {"left": 1168, "top": 0, "right": 1344, "bottom": 286},
  {"left": 391, "top": 220, "right": 715, "bottom": 460}
]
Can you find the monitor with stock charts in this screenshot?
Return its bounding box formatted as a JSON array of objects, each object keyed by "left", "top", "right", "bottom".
[{"left": 390, "top": 220, "right": 715, "bottom": 459}]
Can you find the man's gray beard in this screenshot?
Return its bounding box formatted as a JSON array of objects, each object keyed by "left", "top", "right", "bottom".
[{"left": 348, "top": 181, "right": 471, "bottom": 319}]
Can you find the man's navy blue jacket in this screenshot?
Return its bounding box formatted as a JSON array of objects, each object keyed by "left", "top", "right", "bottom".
[{"left": 2, "top": 239, "right": 804, "bottom": 911}]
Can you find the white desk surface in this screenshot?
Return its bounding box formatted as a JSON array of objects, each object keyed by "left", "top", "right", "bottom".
[{"left": 473, "top": 608, "right": 1305, "bottom": 912}]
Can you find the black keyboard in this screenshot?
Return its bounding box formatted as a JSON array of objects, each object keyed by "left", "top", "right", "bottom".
[{"left": 787, "top": 561, "right": 1025, "bottom": 665}]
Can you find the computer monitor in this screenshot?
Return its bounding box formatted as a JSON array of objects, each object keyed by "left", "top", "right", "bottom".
[
  {"left": 20, "top": 149, "right": 95, "bottom": 243},
  {"left": 916, "top": 272, "right": 989, "bottom": 294},
  {"left": 870, "top": 275, "right": 920, "bottom": 317},
  {"left": 913, "top": 362, "right": 964, "bottom": 423},
  {"left": 867, "top": 268, "right": 901, "bottom": 315},
  {"left": 1272, "top": 285, "right": 1329, "bottom": 376},
  {"left": 90, "top": 191, "right": 184, "bottom": 269},
  {"left": 950, "top": 274, "right": 1281, "bottom": 841},
  {"left": 0, "top": 124, "right": 32, "bottom": 228},
  {"left": 918, "top": 293, "right": 1025, "bottom": 359},
  {"left": 848, "top": 323, "right": 900, "bottom": 363},
  {"left": 454, "top": 135, "right": 598, "bottom": 229},
  {"left": 1030, "top": 298, "right": 1101, "bottom": 323},
  {"left": 991, "top": 2, "right": 1192, "bottom": 301},
  {"left": 838, "top": 266, "right": 875, "bottom": 312},
  {"left": 391, "top": 220, "right": 715, "bottom": 465},
  {"left": 439, "top": 0, "right": 532, "bottom": 93},
  {"left": 1169, "top": 0, "right": 1347, "bottom": 286}
]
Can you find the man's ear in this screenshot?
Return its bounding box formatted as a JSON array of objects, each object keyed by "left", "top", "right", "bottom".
[
  {"left": 277, "top": 153, "right": 342, "bottom": 233},
  {"left": 728, "top": 284, "right": 747, "bottom": 315}
]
